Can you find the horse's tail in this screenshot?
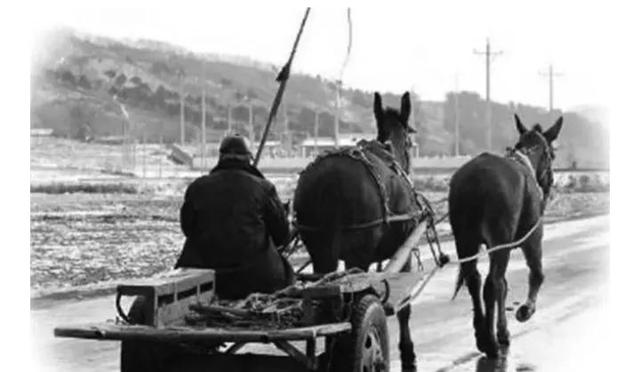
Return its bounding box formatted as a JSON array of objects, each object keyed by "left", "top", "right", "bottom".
[
  {"left": 450, "top": 244, "right": 482, "bottom": 301},
  {"left": 321, "top": 186, "right": 343, "bottom": 272},
  {"left": 298, "top": 176, "right": 343, "bottom": 274},
  {"left": 451, "top": 266, "right": 465, "bottom": 300}
]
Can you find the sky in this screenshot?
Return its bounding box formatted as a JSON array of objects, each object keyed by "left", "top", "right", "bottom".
[{"left": 30, "top": 1, "right": 619, "bottom": 112}]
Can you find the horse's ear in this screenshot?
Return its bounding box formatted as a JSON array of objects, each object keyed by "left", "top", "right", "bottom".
[
  {"left": 514, "top": 114, "right": 527, "bottom": 135},
  {"left": 373, "top": 92, "right": 383, "bottom": 122},
  {"left": 400, "top": 91, "right": 411, "bottom": 124},
  {"left": 544, "top": 116, "right": 563, "bottom": 143}
]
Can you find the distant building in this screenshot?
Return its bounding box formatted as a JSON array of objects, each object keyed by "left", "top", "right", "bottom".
[
  {"left": 30, "top": 128, "right": 54, "bottom": 137},
  {"left": 299, "top": 133, "right": 375, "bottom": 157},
  {"left": 261, "top": 140, "right": 285, "bottom": 158},
  {"left": 93, "top": 136, "right": 127, "bottom": 145}
]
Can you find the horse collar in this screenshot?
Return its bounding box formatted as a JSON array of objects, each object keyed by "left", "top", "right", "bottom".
[
  {"left": 512, "top": 149, "right": 536, "bottom": 180},
  {"left": 507, "top": 148, "right": 543, "bottom": 200}
]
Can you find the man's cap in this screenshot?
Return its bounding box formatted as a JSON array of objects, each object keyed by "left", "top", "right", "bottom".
[{"left": 219, "top": 134, "right": 252, "bottom": 156}]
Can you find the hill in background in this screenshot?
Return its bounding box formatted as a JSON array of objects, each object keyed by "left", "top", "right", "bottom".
[{"left": 31, "top": 28, "right": 608, "bottom": 168}]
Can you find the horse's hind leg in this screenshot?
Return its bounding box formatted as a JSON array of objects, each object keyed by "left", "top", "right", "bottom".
[
  {"left": 454, "top": 234, "right": 487, "bottom": 355},
  {"left": 493, "top": 250, "right": 512, "bottom": 346},
  {"left": 496, "top": 276, "right": 510, "bottom": 346},
  {"left": 480, "top": 265, "right": 497, "bottom": 357},
  {"left": 517, "top": 230, "right": 544, "bottom": 322},
  {"left": 459, "top": 259, "right": 484, "bottom": 346},
  {"left": 397, "top": 260, "right": 417, "bottom": 372},
  {"left": 482, "top": 251, "right": 511, "bottom": 358}
]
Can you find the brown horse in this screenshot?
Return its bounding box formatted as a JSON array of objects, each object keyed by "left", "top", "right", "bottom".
[
  {"left": 294, "top": 92, "right": 422, "bottom": 371},
  {"left": 448, "top": 114, "right": 563, "bottom": 358}
]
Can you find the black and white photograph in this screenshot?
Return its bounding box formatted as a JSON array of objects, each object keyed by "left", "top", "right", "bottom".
[{"left": 17, "top": 1, "right": 630, "bottom": 371}]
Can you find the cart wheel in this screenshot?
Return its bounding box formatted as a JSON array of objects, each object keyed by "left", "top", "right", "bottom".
[
  {"left": 120, "top": 296, "right": 178, "bottom": 372},
  {"left": 331, "top": 294, "right": 389, "bottom": 372}
]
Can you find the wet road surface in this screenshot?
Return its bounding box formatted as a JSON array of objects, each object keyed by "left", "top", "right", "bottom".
[
  {"left": 31, "top": 215, "right": 608, "bottom": 371},
  {"left": 387, "top": 215, "right": 609, "bottom": 372}
]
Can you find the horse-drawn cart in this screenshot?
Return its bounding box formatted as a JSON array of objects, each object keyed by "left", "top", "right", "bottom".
[{"left": 54, "top": 220, "right": 442, "bottom": 372}]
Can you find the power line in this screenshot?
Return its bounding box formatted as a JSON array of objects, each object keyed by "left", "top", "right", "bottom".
[{"left": 473, "top": 38, "right": 502, "bottom": 152}]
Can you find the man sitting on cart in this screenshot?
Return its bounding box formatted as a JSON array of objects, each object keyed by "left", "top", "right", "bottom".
[
  {"left": 122, "top": 135, "right": 294, "bottom": 371},
  {"left": 174, "top": 134, "right": 294, "bottom": 299}
]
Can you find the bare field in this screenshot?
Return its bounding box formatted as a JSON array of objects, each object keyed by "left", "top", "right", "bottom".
[
  {"left": 30, "top": 179, "right": 609, "bottom": 300},
  {"left": 30, "top": 194, "right": 183, "bottom": 297}
]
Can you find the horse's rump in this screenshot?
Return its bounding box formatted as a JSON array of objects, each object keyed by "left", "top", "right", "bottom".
[
  {"left": 448, "top": 152, "right": 541, "bottom": 249},
  {"left": 294, "top": 143, "right": 421, "bottom": 267}
]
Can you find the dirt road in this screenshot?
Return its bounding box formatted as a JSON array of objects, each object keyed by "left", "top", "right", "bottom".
[{"left": 31, "top": 215, "right": 609, "bottom": 371}]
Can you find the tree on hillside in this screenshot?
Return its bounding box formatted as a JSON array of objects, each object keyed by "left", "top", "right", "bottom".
[
  {"left": 77, "top": 75, "right": 92, "bottom": 90},
  {"left": 59, "top": 69, "right": 76, "bottom": 85},
  {"left": 114, "top": 73, "right": 127, "bottom": 87},
  {"left": 130, "top": 76, "right": 143, "bottom": 85},
  {"left": 151, "top": 61, "right": 172, "bottom": 76},
  {"left": 154, "top": 85, "right": 169, "bottom": 107},
  {"left": 350, "top": 89, "right": 369, "bottom": 108},
  {"left": 69, "top": 104, "right": 96, "bottom": 141}
]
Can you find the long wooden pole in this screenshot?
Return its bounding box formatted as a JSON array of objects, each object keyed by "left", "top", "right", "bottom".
[{"left": 253, "top": 7, "right": 310, "bottom": 167}]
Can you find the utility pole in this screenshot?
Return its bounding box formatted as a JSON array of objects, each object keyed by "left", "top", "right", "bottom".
[
  {"left": 227, "top": 104, "right": 232, "bottom": 135},
  {"left": 248, "top": 102, "right": 254, "bottom": 150},
  {"left": 410, "top": 86, "right": 419, "bottom": 157},
  {"left": 474, "top": 38, "right": 502, "bottom": 152},
  {"left": 158, "top": 135, "right": 164, "bottom": 178},
  {"left": 132, "top": 137, "right": 136, "bottom": 175},
  {"left": 539, "top": 64, "right": 563, "bottom": 122},
  {"left": 334, "top": 8, "right": 352, "bottom": 149},
  {"left": 179, "top": 71, "right": 185, "bottom": 146},
  {"left": 200, "top": 63, "right": 206, "bottom": 172},
  {"left": 453, "top": 73, "right": 460, "bottom": 156},
  {"left": 116, "top": 101, "right": 131, "bottom": 172},
  {"left": 283, "top": 99, "right": 290, "bottom": 154},
  {"left": 142, "top": 131, "right": 146, "bottom": 178},
  {"left": 334, "top": 81, "right": 341, "bottom": 148},
  {"left": 314, "top": 109, "right": 319, "bottom": 156}
]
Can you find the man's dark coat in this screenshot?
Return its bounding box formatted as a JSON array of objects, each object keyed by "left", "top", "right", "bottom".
[{"left": 175, "top": 158, "right": 292, "bottom": 299}]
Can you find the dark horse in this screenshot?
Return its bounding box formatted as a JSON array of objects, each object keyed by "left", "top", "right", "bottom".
[
  {"left": 294, "top": 92, "right": 422, "bottom": 371},
  {"left": 449, "top": 114, "right": 563, "bottom": 358}
]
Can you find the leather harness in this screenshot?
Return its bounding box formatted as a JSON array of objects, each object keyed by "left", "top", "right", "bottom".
[{"left": 294, "top": 140, "right": 430, "bottom": 232}]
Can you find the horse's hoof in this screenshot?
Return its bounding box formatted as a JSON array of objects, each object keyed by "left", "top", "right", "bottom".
[
  {"left": 401, "top": 363, "right": 418, "bottom": 372},
  {"left": 481, "top": 341, "right": 499, "bottom": 359},
  {"left": 516, "top": 304, "right": 535, "bottom": 322},
  {"left": 475, "top": 334, "right": 498, "bottom": 358}
]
